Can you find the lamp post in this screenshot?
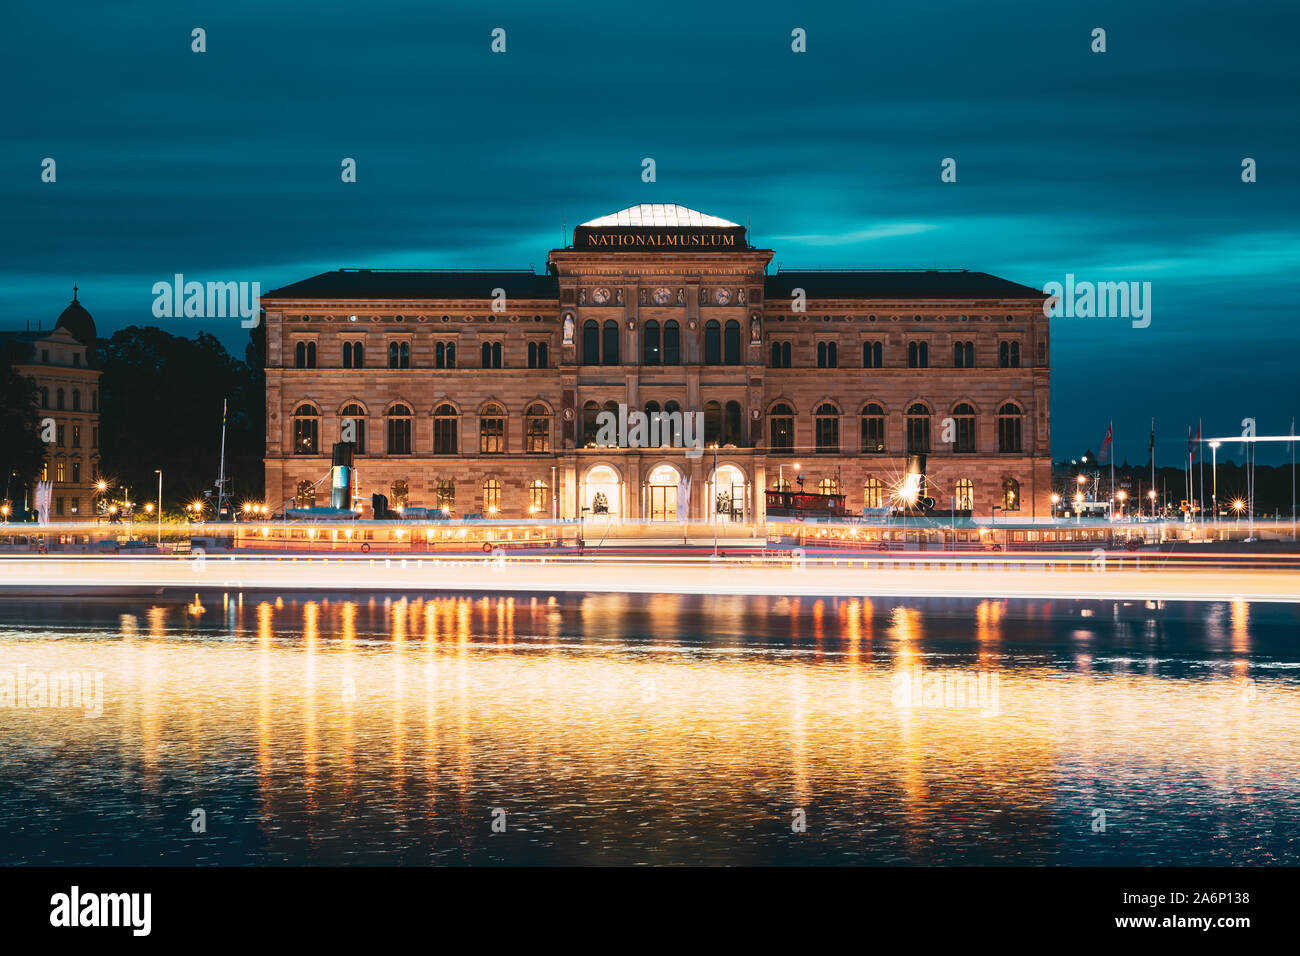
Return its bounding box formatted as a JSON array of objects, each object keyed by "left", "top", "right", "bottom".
[
  {"left": 1208, "top": 440, "right": 1220, "bottom": 529},
  {"left": 1050, "top": 492, "right": 1060, "bottom": 519},
  {"left": 154, "top": 470, "right": 162, "bottom": 545},
  {"left": 1148, "top": 488, "right": 1157, "bottom": 519},
  {"left": 1116, "top": 489, "right": 1126, "bottom": 520}
]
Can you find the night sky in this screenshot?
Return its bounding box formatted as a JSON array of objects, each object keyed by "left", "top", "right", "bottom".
[{"left": 3, "top": 1, "right": 1296, "bottom": 461}]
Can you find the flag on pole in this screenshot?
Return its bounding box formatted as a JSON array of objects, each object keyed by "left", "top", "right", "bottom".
[
  {"left": 1148, "top": 420, "right": 1155, "bottom": 456},
  {"left": 1099, "top": 422, "right": 1113, "bottom": 464}
]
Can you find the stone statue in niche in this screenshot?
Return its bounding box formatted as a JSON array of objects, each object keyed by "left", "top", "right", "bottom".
[
  {"left": 676, "top": 288, "right": 684, "bottom": 305},
  {"left": 640, "top": 288, "right": 647, "bottom": 305},
  {"left": 699, "top": 287, "right": 708, "bottom": 304},
  {"left": 738, "top": 288, "right": 746, "bottom": 305},
  {"left": 616, "top": 288, "right": 624, "bottom": 305},
  {"left": 562, "top": 313, "right": 574, "bottom": 345},
  {"left": 578, "top": 289, "right": 586, "bottom": 305},
  {"left": 750, "top": 314, "right": 761, "bottom": 343}
]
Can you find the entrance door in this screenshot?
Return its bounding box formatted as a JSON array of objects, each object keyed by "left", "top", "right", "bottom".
[
  {"left": 648, "top": 484, "right": 678, "bottom": 521},
  {"left": 647, "top": 464, "right": 681, "bottom": 521}
]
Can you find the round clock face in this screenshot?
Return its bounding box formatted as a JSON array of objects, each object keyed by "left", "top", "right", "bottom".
[
  {"left": 591, "top": 287, "right": 610, "bottom": 305},
  {"left": 714, "top": 288, "right": 733, "bottom": 304},
  {"left": 653, "top": 287, "right": 673, "bottom": 305}
]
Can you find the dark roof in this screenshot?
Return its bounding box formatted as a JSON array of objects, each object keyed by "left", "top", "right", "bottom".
[
  {"left": 55, "top": 289, "right": 97, "bottom": 345},
  {"left": 763, "top": 270, "right": 1045, "bottom": 300},
  {"left": 264, "top": 269, "right": 559, "bottom": 301}
]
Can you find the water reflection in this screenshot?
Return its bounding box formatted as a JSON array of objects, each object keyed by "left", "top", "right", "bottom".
[{"left": 1, "top": 593, "right": 1298, "bottom": 865}]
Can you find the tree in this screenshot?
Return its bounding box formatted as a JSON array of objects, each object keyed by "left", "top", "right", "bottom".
[
  {"left": 95, "top": 326, "right": 264, "bottom": 509},
  {"left": 0, "top": 356, "right": 46, "bottom": 507}
]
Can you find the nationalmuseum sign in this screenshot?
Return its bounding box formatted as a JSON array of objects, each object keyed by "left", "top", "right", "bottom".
[{"left": 571, "top": 225, "right": 749, "bottom": 251}]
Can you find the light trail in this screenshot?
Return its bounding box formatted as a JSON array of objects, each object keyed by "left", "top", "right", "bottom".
[{"left": 0, "top": 553, "right": 1296, "bottom": 603}]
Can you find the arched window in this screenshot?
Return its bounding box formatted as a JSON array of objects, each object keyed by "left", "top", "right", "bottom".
[
  {"left": 908, "top": 341, "right": 929, "bottom": 368},
  {"left": 863, "top": 477, "right": 884, "bottom": 509},
  {"left": 602, "top": 320, "right": 619, "bottom": 365},
  {"left": 56, "top": 388, "right": 64, "bottom": 410},
  {"left": 387, "top": 341, "right": 410, "bottom": 369},
  {"left": 432, "top": 403, "right": 458, "bottom": 454},
  {"left": 386, "top": 404, "right": 413, "bottom": 455},
  {"left": 771, "top": 341, "right": 792, "bottom": 368},
  {"left": 663, "top": 320, "right": 681, "bottom": 365},
  {"left": 528, "top": 480, "right": 548, "bottom": 513},
  {"left": 643, "top": 320, "right": 661, "bottom": 365},
  {"left": 953, "top": 340, "right": 974, "bottom": 368},
  {"left": 481, "top": 341, "right": 502, "bottom": 369},
  {"left": 435, "top": 479, "right": 455, "bottom": 510},
  {"left": 435, "top": 341, "right": 456, "bottom": 369},
  {"left": 723, "top": 320, "right": 741, "bottom": 365},
  {"left": 479, "top": 403, "right": 505, "bottom": 453},
  {"left": 997, "top": 403, "right": 1023, "bottom": 453},
  {"left": 582, "top": 320, "right": 599, "bottom": 365},
  {"left": 1000, "top": 341, "right": 1021, "bottom": 368},
  {"left": 955, "top": 478, "right": 974, "bottom": 511},
  {"left": 769, "top": 403, "right": 794, "bottom": 450},
  {"left": 704, "top": 401, "right": 722, "bottom": 446},
  {"left": 952, "top": 403, "right": 976, "bottom": 453},
  {"left": 483, "top": 478, "right": 502, "bottom": 514},
  {"left": 906, "top": 403, "right": 931, "bottom": 453},
  {"left": 582, "top": 400, "right": 601, "bottom": 447},
  {"left": 704, "top": 320, "right": 721, "bottom": 365},
  {"left": 294, "top": 341, "right": 317, "bottom": 368},
  {"left": 40, "top": 387, "right": 49, "bottom": 409},
  {"left": 861, "top": 403, "right": 886, "bottom": 453},
  {"left": 71, "top": 389, "right": 80, "bottom": 411},
  {"left": 817, "top": 341, "right": 838, "bottom": 368},
  {"left": 863, "top": 341, "right": 882, "bottom": 368},
  {"left": 1002, "top": 477, "right": 1020, "bottom": 511},
  {"left": 724, "top": 400, "right": 743, "bottom": 446},
  {"left": 527, "top": 341, "right": 548, "bottom": 369},
  {"left": 295, "top": 480, "right": 316, "bottom": 508},
  {"left": 292, "top": 404, "right": 319, "bottom": 455},
  {"left": 818, "top": 478, "right": 838, "bottom": 495},
  {"left": 815, "top": 403, "right": 840, "bottom": 453},
  {"left": 390, "top": 479, "right": 410, "bottom": 509},
  {"left": 340, "top": 403, "right": 366, "bottom": 453},
  {"left": 525, "top": 403, "right": 550, "bottom": 453},
  {"left": 343, "top": 341, "right": 364, "bottom": 368}
]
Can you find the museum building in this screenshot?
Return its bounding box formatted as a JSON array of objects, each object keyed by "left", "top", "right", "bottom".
[{"left": 261, "top": 204, "right": 1051, "bottom": 521}]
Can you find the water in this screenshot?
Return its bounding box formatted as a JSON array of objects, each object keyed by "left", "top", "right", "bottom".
[{"left": 1, "top": 592, "right": 1298, "bottom": 865}]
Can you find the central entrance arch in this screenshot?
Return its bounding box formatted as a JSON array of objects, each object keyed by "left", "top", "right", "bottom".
[{"left": 646, "top": 463, "right": 682, "bottom": 521}]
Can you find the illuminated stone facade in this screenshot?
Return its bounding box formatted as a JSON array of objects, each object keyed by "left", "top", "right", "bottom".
[{"left": 262, "top": 205, "right": 1051, "bottom": 521}]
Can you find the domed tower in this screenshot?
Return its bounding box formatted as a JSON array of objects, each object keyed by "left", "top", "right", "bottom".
[{"left": 55, "top": 285, "right": 97, "bottom": 346}]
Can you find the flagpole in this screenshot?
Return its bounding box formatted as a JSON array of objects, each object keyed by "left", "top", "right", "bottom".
[
  {"left": 1292, "top": 416, "right": 1296, "bottom": 542},
  {"left": 1109, "top": 420, "right": 1115, "bottom": 521},
  {"left": 1150, "top": 418, "right": 1156, "bottom": 518}
]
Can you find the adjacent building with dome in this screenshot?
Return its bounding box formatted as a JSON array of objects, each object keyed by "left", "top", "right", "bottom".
[
  {"left": 1, "top": 288, "right": 102, "bottom": 520},
  {"left": 261, "top": 205, "right": 1051, "bottom": 522}
]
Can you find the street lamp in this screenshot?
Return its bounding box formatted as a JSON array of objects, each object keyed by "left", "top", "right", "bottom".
[
  {"left": 154, "top": 469, "right": 163, "bottom": 545},
  {"left": 1148, "top": 488, "right": 1157, "bottom": 518},
  {"left": 1050, "top": 492, "right": 1060, "bottom": 518},
  {"left": 1116, "top": 489, "right": 1127, "bottom": 519},
  {"left": 1208, "top": 440, "right": 1221, "bottom": 526}
]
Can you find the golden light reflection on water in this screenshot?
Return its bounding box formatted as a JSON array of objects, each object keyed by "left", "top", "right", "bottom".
[{"left": 3, "top": 594, "right": 1299, "bottom": 864}]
